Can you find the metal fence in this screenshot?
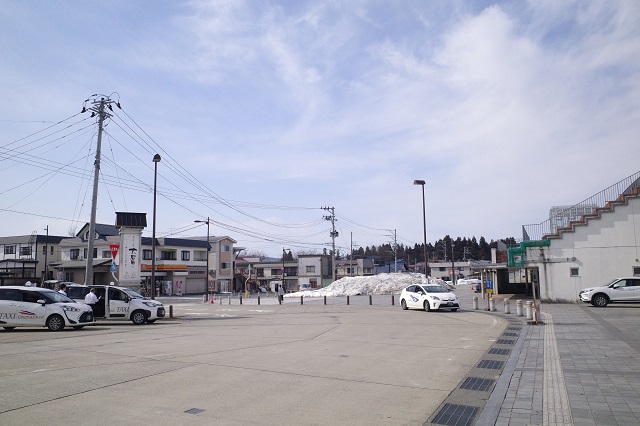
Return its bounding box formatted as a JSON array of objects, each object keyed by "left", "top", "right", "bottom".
[{"left": 522, "top": 171, "right": 640, "bottom": 241}]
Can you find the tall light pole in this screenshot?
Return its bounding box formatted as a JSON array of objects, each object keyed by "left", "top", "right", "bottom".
[
  {"left": 151, "top": 154, "right": 161, "bottom": 299},
  {"left": 413, "top": 180, "right": 429, "bottom": 279},
  {"left": 194, "top": 217, "right": 211, "bottom": 299}
]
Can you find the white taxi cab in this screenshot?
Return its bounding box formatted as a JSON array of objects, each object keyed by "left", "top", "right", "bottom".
[
  {"left": 400, "top": 284, "right": 460, "bottom": 312},
  {"left": 0, "top": 286, "right": 94, "bottom": 331}
]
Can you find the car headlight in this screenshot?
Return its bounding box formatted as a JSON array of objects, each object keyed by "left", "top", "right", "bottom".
[
  {"left": 61, "top": 305, "right": 81, "bottom": 312},
  {"left": 431, "top": 296, "right": 440, "bottom": 300},
  {"left": 142, "top": 301, "right": 160, "bottom": 307}
]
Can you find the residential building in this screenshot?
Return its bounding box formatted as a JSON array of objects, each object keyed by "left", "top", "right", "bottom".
[
  {"left": 335, "top": 258, "right": 374, "bottom": 279},
  {"left": 298, "top": 254, "right": 332, "bottom": 288},
  {"left": 0, "top": 233, "right": 66, "bottom": 286}
]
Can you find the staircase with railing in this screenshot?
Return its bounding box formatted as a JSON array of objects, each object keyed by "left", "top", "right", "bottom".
[{"left": 522, "top": 171, "right": 640, "bottom": 241}]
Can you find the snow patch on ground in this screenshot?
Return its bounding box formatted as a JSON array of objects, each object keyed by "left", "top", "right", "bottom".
[{"left": 285, "top": 273, "right": 445, "bottom": 298}]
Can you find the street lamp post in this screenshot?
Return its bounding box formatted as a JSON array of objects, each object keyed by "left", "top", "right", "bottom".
[
  {"left": 151, "top": 154, "right": 161, "bottom": 299},
  {"left": 194, "top": 217, "right": 211, "bottom": 300},
  {"left": 413, "top": 179, "right": 429, "bottom": 279}
]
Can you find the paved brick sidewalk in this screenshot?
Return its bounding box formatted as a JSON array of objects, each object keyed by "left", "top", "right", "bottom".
[{"left": 484, "top": 303, "right": 640, "bottom": 426}]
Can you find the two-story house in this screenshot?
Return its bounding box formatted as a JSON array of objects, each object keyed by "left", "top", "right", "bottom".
[{"left": 0, "top": 233, "right": 67, "bottom": 286}]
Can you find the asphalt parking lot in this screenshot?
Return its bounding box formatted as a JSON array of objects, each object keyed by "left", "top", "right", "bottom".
[{"left": 0, "top": 294, "right": 506, "bottom": 426}]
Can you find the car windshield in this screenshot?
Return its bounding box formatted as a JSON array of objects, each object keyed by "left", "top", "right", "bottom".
[
  {"left": 605, "top": 279, "right": 620, "bottom": 288},
  {"left": 122, "top": 288, "right": 146, "bottom": 299},
  {"left": 421, "top": 285, "right": 449, "bottom": 293},
  {"left": 42, "top": 291, "right": 76, "bottom": 304}
]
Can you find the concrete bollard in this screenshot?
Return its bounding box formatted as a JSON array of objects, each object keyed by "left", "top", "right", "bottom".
[
  {"left": 347, "top": 295, "right": 350, "bottom": 305},
  {"left": 239, "top": 295, "right": 242, "bottom": 305},
  {"left": 169, "top": 305, "right": 173, "bottom": 318},
  {"left": 504, "top": 299, "right": 510, "bottom": 314},
  {"left": 301, "top": 295, "right": 303, "bottom": 305},
  {"left": 324, "top": 295, "right": 326, "bottom": 305},
  {"left": 489, "top": 297, "right": 496, "bottom": 312},
  {"left": 526, "top": 301, "right": 533, "bottom": 320},
  {"left": 369, "top": 294, "right": 372, "bottom": 305},
  {"left": 228, "top": 295, "right": 231, "bottom": 305},
  {"left": 258, "top": 295, "right": 261, "bottom": 305},
  {"left": 202, "top": 295, "right": 207, "bottom": 304},
  {"left": 391, "top": 294, "right": 395, "bottom": 306},
  {"left": 516, "top": 300, "right": 523, "bottom": 317},
  {"left": 473, "top": 296, "right": 479, "bottom": 310}
]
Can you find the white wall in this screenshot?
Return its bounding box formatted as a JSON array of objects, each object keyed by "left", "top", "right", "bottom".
[{"left": 529, "top": 197, "right": 640, "bottom": 301}]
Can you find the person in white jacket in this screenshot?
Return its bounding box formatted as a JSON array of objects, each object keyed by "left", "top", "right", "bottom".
[{"left": 84, "top": 288, "right": 99, "bottom": 313}]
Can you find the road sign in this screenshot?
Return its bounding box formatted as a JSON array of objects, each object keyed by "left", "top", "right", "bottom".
[
  {"left": 110, "top": 262, "right": 118, "bottom": 273},
  {"left": 486, "top": 279, "right": 493, "bottom": 290},
  {"left": 109, "top": 244, "right": 120, "bottom": 260}
]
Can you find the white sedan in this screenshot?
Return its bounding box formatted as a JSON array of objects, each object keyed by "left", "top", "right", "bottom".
[{"left": 400, "top": 284, "right": 460, "bottom": 312}]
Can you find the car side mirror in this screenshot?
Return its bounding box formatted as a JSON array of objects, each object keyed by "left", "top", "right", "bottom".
[{"left": 37, "top": 299, "right": 46, "bottom": 306}]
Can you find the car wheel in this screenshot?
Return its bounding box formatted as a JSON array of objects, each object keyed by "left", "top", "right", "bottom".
[
  {"left": 131, "top": 310, "right": 147, "bottom": 325},
  {"left": 424, "top": 301, "right": 431, "bottom": 312},
  {"left": 146, "top": 319, "right": 157, "bottom": 324},
  {"left": 73, "top": 326, "right": 85, "bottom": 330},
  {"left": 3, "top": 327, "right": 16, "bottom": 331},
  {"left": 46, "top": 314, "right": 65, "bottom": 331},
  {"left": 591, "top": 294, "right": 609, "bottom": 307},
  {"left": 400, "top": 299, "right": 408, "bottom": 310}
]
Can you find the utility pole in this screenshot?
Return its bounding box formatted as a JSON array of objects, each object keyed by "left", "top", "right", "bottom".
[
  {"left": 451, "top": 240, "right": 456, "bottom": 285},
  {"left": 81, "top": 95, "right": 119, "bottom": 285},
  {"left": 388, "top": 229, "right": 397, "bottom": 272},
  {"left": 43, "top": 225, "right": 49, "bottom": 282},
  {"left": 322, "top": 206, "right": 337, "bottom": 283}
]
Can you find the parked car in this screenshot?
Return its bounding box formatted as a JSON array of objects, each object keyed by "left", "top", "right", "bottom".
[
  {"left": 0, "top": 286, "right": 94, "bottom": 331},
  {"left": 579, "top": 278, "right": 640, "bottom": 307},
  {"left": 400, "top": 284, "right": 460, "bottom": 312},
  {"left": 66, "top": 284, "right": 165, "bottom": 324}
]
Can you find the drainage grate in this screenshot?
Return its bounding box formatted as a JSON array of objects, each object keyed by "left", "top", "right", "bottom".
[
  {"left": 460, "top": 377, "right": 495, "bottom": 392},
  {"left": 496, "top": 339, "right": 515, "bottom": 345},
  {"left": 507, "top": 326, "right": 521, "bottom": 331},
  {"left": 502, "top": 332, "right": 518, "bottom": 337},
  {"left": 185, "top": 408, "right": 205, "bottom": 415},
  {"left": 477, "top": 359, "right": 504, "bottom": 370},
  {"left": 488, "top": 348, "right": 510, "bottom": 356},
  {"left": 431, "top": 403, "right": 478, "bottom": 426}
]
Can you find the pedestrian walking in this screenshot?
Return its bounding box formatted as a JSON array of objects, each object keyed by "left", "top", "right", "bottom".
[
  {"left": 84, "top": 288, "right": 99, "bottom": 314},
  {"left": 277, "top": 284, "right": 284, "bottom": 304},
  {"left": 58, "top": 283, "right": 67, "bottom": 296}
]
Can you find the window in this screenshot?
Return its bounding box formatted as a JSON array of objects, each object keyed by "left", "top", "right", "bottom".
[
  {"left": 221, "top": 262, "right": 230, "bottom": 269},
  {"left": 271, "top": 269, "right": 281, "bottom": 276},
  {"left": 0, "top": 288, "right": 20, "bottom": 301},
  {"left": 22, "top": 291, "right": 42, "bottom": 304},
  {"left": 20, "top": 246, "right": 32, "bottom": 256},
  {"left": 222, "top": 245, "right": 230, "bottom": 252},
  {"left": 51, "top": 246, "right": 54, "bottom": 255},
  {"left": 181, "top": 251, "right": 190, "bottom": 261},
  {"left": 634, "top": 266, "right": 640, "bottom": 276},
  {"left": 143, "top": 250, "right": 152, "bottom": 260},
  {"left": 570, "top": 267, "right": 579, "bottom": 277},
  {"left": 439, "top": 267, "right": 446, "bottom": 271},
  {"left": 70, "top": 249, "right": 80, "bottom": 260},
  {"left": 43, "top": 245, "right": 47, "bottom": 255},
  {"left": 102, "top": 250, "right": 111, "bottom": 259},
  {"left": 306, "top": 265, "right": 316, "bottom": 273},
  {"left": 256, "top": 268, "right": 264, "bottom": 277},
  {"left": 65, "top": 272, "right": 75, "bottom": 282},
  {"left": 284, "top": 267, "right": 297, "bottom": 277},
  {"left": 161, "top": 251, "right": 176, "bottom": 261},
  {"left": 4, "top": 245, "right": 15, "bottom": 255}
]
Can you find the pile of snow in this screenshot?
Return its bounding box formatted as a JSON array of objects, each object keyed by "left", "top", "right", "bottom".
[{"left": 285, "top": 273, "right": 445, "bottom": 298}]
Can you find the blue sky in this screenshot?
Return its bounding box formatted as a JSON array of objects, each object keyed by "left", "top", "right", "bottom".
[{"left": 1, "top": 0, "right": 639, "bottom": 257}]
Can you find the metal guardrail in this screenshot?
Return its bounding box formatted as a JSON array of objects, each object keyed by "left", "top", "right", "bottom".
[{"left": 523, "top": 171, "right": 640, "bottom": 241}]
